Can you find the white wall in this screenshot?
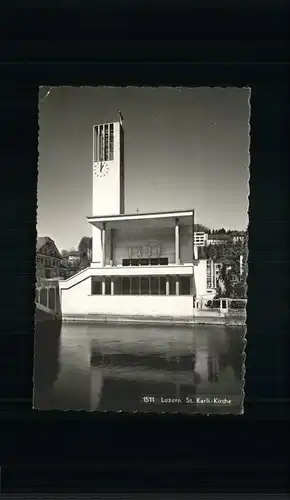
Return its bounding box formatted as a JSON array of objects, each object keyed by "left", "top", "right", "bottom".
[
  {"left": 59, "top": 258, "right": 207, "bottom": 317},
  {"left": 61, "top": 278, "right": 90, "bottom": 315},
  {"left": 193, "top": 259, "right": 207, "bottom": 297},
  {"left": 61, "top": 277, "right": 193, "bottom": 318},
  {"left": 59, "top": 259, "right": 205, "bottom": 295},
  {"left": 60, "top": 264, "right": 194, "bottom": 289}
]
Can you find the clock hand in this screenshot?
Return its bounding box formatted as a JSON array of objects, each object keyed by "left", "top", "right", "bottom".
[{"left": 100, "top": 162, "right": 104, "bottom": 172}]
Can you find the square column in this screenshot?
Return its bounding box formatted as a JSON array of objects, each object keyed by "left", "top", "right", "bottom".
[
  {"left": 109, "top": 229, "right": 114, "bottom": 266},
  {"left": 92, "top": 226, "right": 102, "bottom": 264},
  {"left": 111, "top": 279, "right": 114, "bottom": 296},
  {"left": 166, "top": 278, "right": 170, "bottom": 296},
  {"left": 101, "top": 279, "right": 106, "bottom": 295},
  {"left": 175, "top": 278, "right": 180, "bottom": 296},
  {"left": 175, "top": 218, "right": 180, "bottom": 264},
  {"left": 101, "top": 223, "right": 106, "bottom": 267}
]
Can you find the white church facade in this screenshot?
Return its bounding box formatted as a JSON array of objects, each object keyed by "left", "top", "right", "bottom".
[{"left": 59, "top": 120, "right": 211, "bottom": 322}]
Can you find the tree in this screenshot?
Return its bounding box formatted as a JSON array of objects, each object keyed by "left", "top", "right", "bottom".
[
  {"left": 232, "top": 281, "right": 247, "bottom": 299},
  {"left": 78, "top": 236, "right": 92, "bottom": 269},
  {"left": 238, "top": 233, "right": 248, "bottom": 298},
  {"left": 194, "top": 224, "right": 210, "bottom": 233},
  {"left": 208, "top": 244, "right": 218, "bottom": 260}
]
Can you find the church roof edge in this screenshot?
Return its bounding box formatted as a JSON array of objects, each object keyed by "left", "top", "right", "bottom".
[{"left": 87, "top": 208, "right": 194, "bottom": 222}]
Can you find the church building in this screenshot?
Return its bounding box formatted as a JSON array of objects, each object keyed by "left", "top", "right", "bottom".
[{"left": 59, "top": 119, "right": 210, "bottom": 322}]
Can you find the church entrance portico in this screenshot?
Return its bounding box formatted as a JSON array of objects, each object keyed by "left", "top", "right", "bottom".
[{"left": 87, "top": 209, "right": 194, "bottom": 269}]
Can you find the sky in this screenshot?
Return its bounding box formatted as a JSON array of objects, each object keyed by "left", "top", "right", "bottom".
[{"left": 38, "top": 86, "right": 250, "bottom": 251}]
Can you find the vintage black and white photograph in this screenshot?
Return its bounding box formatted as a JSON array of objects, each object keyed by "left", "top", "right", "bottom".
[{"left": 33, "top": 86, "right": 249, "bottom": 413}]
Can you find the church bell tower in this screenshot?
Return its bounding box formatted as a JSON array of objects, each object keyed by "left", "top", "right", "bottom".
[{"left": 91, "top": 120, "right": 125, "bottom": 264}]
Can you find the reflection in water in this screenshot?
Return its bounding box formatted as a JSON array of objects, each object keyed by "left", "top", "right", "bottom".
[{"left": 33, "top": 322, "right": 245, "bottom": 414}]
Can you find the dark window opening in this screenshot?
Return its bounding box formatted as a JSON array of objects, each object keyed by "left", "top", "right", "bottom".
[
  {"left": 94, "top": 126, "right": 98, "bottom": 162},
  {"left": 92, "top": 277, "right": 102, "bottom": 295},
  {"left": 169, "top": 276, "right": 176, "bottom": 295},
  {"left": 105, "top": 278, "right": 111, "bottom": 295},
  {"left": 179, "top": 276, "right": 191, "bottom": 295},
  {"left": 114, "top": 277, "right": 122, "bottom": 295},
  {"left": 109, "top": 123, "right": 114, "bottom": 161},
  {"left": 99, "top": 125, "right": 104, "bottom": 162},
  {"left": 159, "top": 277, "right": 167, "bottom": 295},
  {"left": 122, "top": 278, "right": 130, "bottom": 295},
  {"left": 131, "top": 277, "right": 140, "bottom": 295},
  {"left": 150, "top": 277, "right": 159, "bottom": 295},
  {"left": 140, "top": 277, "right": 150, "bottom": 295},
  {"left": 91, "top": 276, "right": 185, "bottom": 296},
  {"left": 104, "top": 124, "right": 109, "bottom": 161},
  {"left": 122, "top": 257, "right": 169, "bottom": 267},
  {"left": 140, "top": 259, "right": 150, "bottom": 266}
]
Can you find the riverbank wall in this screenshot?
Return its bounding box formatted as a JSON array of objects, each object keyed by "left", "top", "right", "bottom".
[
  {"left": 61, "top": 311, "right": 246, "bottom": 327},
  {"left": 35, "top": 304, "right": 61, "bottom": 323}
]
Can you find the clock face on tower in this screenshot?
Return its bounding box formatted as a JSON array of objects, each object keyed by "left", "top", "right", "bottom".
[{"left": 93, "top": 161, "right": 110, "bottom": 178}]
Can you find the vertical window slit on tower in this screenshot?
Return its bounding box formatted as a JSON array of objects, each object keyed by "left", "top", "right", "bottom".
[
  {"left": 104, "top": 124, "right": 109, "bottom": 161},
  {"left": 109, "top": 123, "right": 114, "bottom": 161},
  {"left": 94, "top": 126, "right": 98, "bottom": 162},
  {"left": 99, "top": 125, "right": 104, "bottom": 162}
]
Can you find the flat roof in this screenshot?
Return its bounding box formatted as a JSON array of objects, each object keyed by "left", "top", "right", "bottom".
[{"left": 87, "top": 209, "right": 194, "bottom": 225}]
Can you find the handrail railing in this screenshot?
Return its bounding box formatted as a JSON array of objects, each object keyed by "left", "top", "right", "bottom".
[
  {"left": 35, "top": 280, "right": 61, "bottom": 315},
  {"left": 194, "top": 298, "right": 247, "bottom": 311},
  {"left": 36, "top": 278, "right": 60, "bottom": 287}
]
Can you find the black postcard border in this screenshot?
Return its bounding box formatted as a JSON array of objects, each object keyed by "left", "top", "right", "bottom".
[{"left": 0, "top": 14, "right": 289, "bottom": 491}]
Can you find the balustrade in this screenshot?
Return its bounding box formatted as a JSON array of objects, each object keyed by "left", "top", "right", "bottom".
[
  {"left": 35, "top": 283, "right": 61, "bottom": 315},
  {"left": 194, "top": 298, "right": 246, "bottom": 312}
]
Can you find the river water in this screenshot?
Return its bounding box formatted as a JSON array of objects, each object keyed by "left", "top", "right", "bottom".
[{"left": 33, "top": 321, "right": 245, "bottom": 414}]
